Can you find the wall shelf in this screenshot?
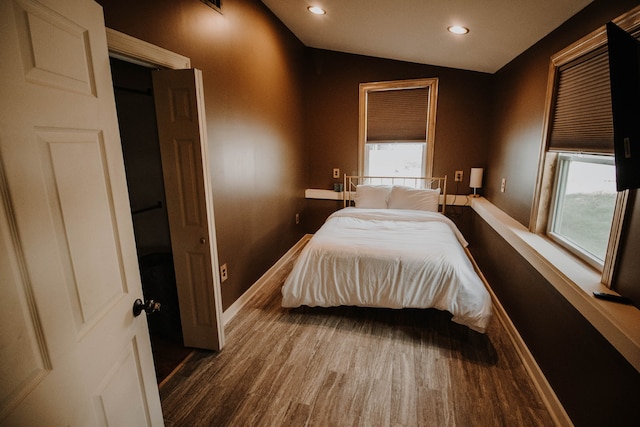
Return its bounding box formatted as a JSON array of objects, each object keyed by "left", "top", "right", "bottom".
[
  {"left": 305, "top": 188, "right": 474, "bottom": 206},
  {"left": 305, "top": 189, "right": 343, "bottom": 200}
]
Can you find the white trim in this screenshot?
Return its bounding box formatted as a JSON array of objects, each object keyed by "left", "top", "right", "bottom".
[
  {"left": 222, "top": 234, "right": 312, "bottom": 326},
  {"left": 472, "top": 197, "right": 640, "bottom": 373},
  {"left": 603, "top": 190, "right": 629, "bottom": 287},
  {"left": 106, "top": 28, "right": 191, "bottom": 69},
  {"left": 466, "top": 248, "right": 571, "bottom": 426},
  {"left": 491, "top": 292, "right": 572, "bottom": 426},
  {"left": 193, "top": 68, "right": 226, "bottom": 349}
]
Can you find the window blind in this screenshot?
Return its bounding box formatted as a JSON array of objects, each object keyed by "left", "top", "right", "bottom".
[
  {"left": 549, "top": 48, "right": 614, "bottom": 154},
  {"left": 366, "top": 87, "right": 429, "bottom": 142}
]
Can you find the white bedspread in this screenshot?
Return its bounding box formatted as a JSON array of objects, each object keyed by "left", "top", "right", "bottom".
[{"left": 281, "top": 208, "right": 492, "bottom": 333}]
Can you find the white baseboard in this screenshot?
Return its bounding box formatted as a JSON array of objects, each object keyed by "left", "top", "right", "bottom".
[
  {"left": 492, "top": 292, "right": 572, "bottom": 426},
  {"left": 466, "top": 248, "right": 572, "bottom": 427},
  {"left": 222, "top": 234, "right": 312, "bottom": 326}
]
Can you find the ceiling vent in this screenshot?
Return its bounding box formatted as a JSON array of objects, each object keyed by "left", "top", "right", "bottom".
[{"left": 201, "top": 0, "right": 222, "bottom": 14}]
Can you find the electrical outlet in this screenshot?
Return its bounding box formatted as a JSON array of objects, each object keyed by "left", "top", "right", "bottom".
[
  {"left": 455, "top": 170, "right": 463, "bottom": 182},
  {"left": 501, "top": 178, "right": 507, "bottom": 193},
  {"left": 295, "top": 213, "right": 300, "bottom": 225},
  {"left": 220, "top": 263, "right": 228, "bottom": 282},
  {"left": 333, "top": 168, "right": 340, "bottom": 179}
]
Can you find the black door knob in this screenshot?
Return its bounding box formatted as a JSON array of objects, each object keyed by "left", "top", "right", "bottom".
[{"left": 132, "top": 298, "right": 161, "bottom": 317}]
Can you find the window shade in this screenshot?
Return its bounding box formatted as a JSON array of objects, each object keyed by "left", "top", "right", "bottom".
[
  {"left": 549, "top": 48, "right": 614, "bottom": 154},
  {"left": 366, "top": 87, "right": 429, "bottom": 141}
]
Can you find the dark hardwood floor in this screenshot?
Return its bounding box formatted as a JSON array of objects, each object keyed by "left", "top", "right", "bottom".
[
  {"left": 150, "top": 334, "right": 193, "bottom": 385},
  {"left": 159, "top": 244, "right": 555, "bottom": 426}
]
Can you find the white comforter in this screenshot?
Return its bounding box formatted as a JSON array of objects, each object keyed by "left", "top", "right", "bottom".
[{"left": 281, "top": 208, "right": 492, "bottom": 333}]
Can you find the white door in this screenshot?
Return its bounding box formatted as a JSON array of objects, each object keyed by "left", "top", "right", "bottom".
[
  {"left": 152, "top": 69, "right": 225, "bottom": 350},
  {"left": 0, "top": 0, "right": 163, "bottom": 425}
]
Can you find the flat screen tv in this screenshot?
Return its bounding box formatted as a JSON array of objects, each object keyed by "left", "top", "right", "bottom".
[{"left": 607, "top": 22, "right": 640, "bottom": 191}]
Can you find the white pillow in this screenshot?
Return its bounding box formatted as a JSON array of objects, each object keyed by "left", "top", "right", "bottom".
[
  {"left": 354, "top": 185, "right": 391, "bottom": 208},
  {"left": 388, "top": 185, "right": 440, "bottom": 212}
]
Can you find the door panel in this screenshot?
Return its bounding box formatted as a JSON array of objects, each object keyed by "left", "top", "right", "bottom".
[
  {"left": 0, "top": 169, "right": 50, "bottom": 420},
  {"left": 152, "top": 69, "right": 224, "bottom": 351},
  {"left": 38, "top": 129, "right": 125, "bottom": 328},
  {"left": 13, "top": 0, "right": 97, "bottom": 95},
  {"left": 0, "top": 0, "right": 163, "bottom": 424},
  {"left": 94, "top": 339, "right": 153, "bottom": 426}
]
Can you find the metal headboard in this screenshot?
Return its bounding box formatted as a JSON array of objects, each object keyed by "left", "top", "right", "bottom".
[{"left": 343, "top": 175, "right": 448, "bottom": 214}]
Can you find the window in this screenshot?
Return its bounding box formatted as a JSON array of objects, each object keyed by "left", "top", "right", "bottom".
[
  {"left": 548, "top": 154, "right": 617, "bottom": 269},
  {"left": 359, "top": 78, "right": 438, "bottom": 185},
  {"left": 364, "top": 142, "right": 426, "bottom": 177},
  {"left": 532, "top": 20, "right": 636, "bottom": 283}
]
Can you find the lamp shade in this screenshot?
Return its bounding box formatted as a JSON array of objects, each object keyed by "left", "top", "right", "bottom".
[{"left": 470, "top": 168, "right": 483, "bottom": 188}]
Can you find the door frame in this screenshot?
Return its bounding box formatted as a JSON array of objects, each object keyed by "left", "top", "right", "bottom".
[
  {"left": 107, "top": 28, "right": 191, "bottom": 69},
  {"left": 106, "top": 28, "right": 225, "bottom": 349}
]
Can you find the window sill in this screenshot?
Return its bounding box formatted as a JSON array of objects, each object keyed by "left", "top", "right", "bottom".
[{"left": 471, "top": 197, "right": 640, "bottom": 373}]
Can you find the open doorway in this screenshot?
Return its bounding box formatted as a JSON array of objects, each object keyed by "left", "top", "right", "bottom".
[{"left": 110, "top": 57, "right": 192, "bottom": 384}]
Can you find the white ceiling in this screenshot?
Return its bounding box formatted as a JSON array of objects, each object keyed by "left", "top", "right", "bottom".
[{"left": 261, "top": 0, "right": 594, "bottom": 74}]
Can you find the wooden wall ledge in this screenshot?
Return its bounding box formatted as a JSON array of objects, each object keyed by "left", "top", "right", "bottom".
[
  {"left": 305, "top": 188, "right": 474, "bottom": 206},
  {"left": 471, "top": 197, "right": 640, "bottom": 373}
]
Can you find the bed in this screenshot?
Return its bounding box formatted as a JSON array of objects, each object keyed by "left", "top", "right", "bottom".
[{"left": 282, "top": 176, "right": 492, "bottom": 333}]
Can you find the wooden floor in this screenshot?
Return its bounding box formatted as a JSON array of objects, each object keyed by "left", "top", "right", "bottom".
[
  {"left": 150, "top": 334, "right": 193, "bottom": 385},
  {"left": 160, "top": 244, "right": 555, "bottom": 426}
]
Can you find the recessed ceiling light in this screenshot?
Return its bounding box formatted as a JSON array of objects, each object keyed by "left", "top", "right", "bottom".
[
  {"left": 307, "top": 6, "right": 326, "bottom": 15},
  {"left": 448, "top": 25, "right": 469, "bottom": 35}
]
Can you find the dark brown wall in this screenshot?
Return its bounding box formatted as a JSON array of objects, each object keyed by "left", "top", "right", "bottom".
[
  {"left": 100, "top": 0, "right": 307, "bottom": 309},
  {"left": 302, "top": 49, "right": 492, "bottom": 231},
  {"left": 476, "top": 0, "right": 640, "bottom": 423}
]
